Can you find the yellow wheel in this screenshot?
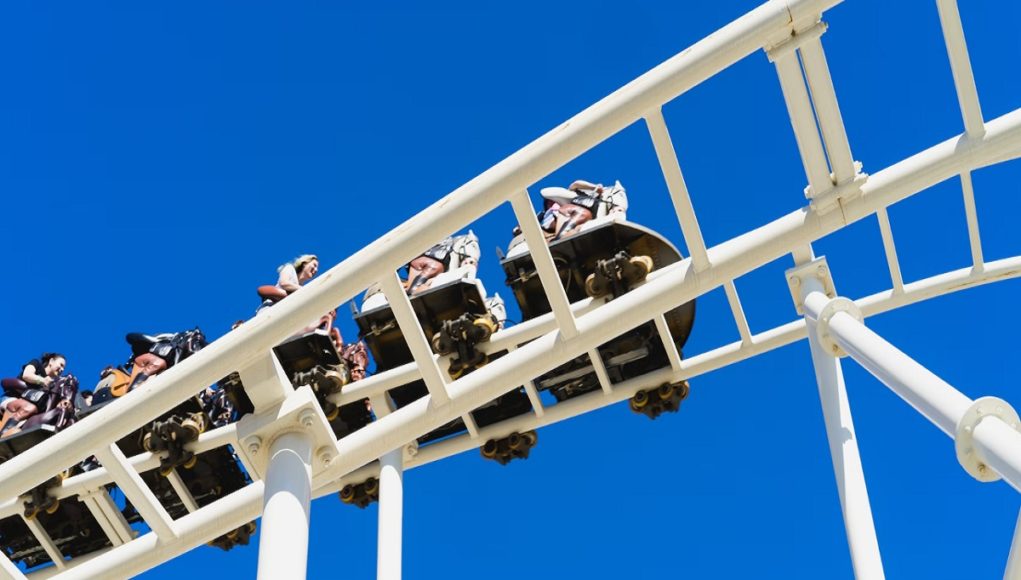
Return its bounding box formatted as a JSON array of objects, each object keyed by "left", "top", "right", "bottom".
[
  {"left": 159, "top": 464, "right": 175, "bottom": 477},
  {"left": 481, "top": 440, "right": 499, "bottom": 459},
  {"left": 324, "top": 369, "right": 348, "bottom": 391},
  {"left": 473, "top": 316, "right": 498, "bottom": 340},
  {"left": 632, "top": 389, "right": 649, "bottom": 409},
  {"left": 675, "top": 381, "right": 690, "bottom": 400},
  {"left": 630, "top": 255, "right": 654, "bottom": 281},
  {"left": 326, "top": 405, "right": 340, "bottom": 422},
  {"left": 44, "top": 498, "right": 60, "bottom": 515},
  {"left": 585, "top": 273, "right": 602, "bottom": 298},
  {"left": 448, "top": 365, "right": 465, "bottom": 380},
  {"left": 142, "top": 432, "right": 155, "bottom": 452},
  {"left": 182, "top": 455, "right": 198, "bottom": 470},
  {"left": 508, "top": 433, "right": 523, "bottom": 450},
  {"left": 245, "top": 522, "right": 257, "bottom": 535},
  {"left": 340, "top": 485, "right": 356, "bottom": 503},
  {"left": 24, "top": 506, "right": 38, "bottom": 520},
  {"left": 363, "top": 477, "right": 379, "bottom": 496},
  {"left": 657, "top": 383, "right": 674, "bottom": 401},
  {"left": 522, "top": 431, "right": 538, "bottom": 447}
]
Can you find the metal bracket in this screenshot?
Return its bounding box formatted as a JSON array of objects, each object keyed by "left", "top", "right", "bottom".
[
  {"left": 808, "top": 167, "right": 868, "bottom": 214},
  {"left": 765, "top": 21, "right": 828, "bottom": 63},
  {"left": 236, "top": 386, "right": 338, "bottom": 481},
  {"left": 786, "top": 257, "right": 836, "bottom": 315},
  {"left": 955, "top": 396, "right": 1021, "bottom": 483},
  {"left": 814, "top": 297, "right": 862, "bottom": 357}
]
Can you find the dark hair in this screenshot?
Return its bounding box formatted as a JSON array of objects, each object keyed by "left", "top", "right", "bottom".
[{"left": 40, "top": 352, "right": 66, "bottom": 366}]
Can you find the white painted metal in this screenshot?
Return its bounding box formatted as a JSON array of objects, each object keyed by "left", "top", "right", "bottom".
[
  {"left": 935, "top": 0, "right": 985, "bottom": 137},
  {"left": 722, "top": 281, "right": 752, "bottom": 343},
  {"left": 644, "top": 108, "right": 710, "bottom": 270},
  {"left": 960, "top": 171, "right": 985, "bottom": 267},
  {"left": 79, "top": 490, "right": 133, "bottom": 547},
  {"left": 509, "top": 190, "right": 580, "bottom": 339},
  {"left": 771, "top": 50, "right": 834, "bottom": 197},
  {"left": 377, "top": 448, "right": 404, "bottom": 580},
  {"left": 874, "top": 208, "right": 904, "bottom": 291},
  {"left": 805, "top": 293, "right": 1021, "bottom": 490},
  {"left": 94, "top": 444, "right": 177, "bottom": 540},
  {"left": 51, "top": 483, "right": 264, "bottom": 580},
  {"left": 80, "top": 495, "right": 125, "bottom": 549},
  {"left": 20, "top": 516, "right": 64, "bottom": 571},
  {"left": 380, "top": 272, "right": 450, "bottom": 404},
  {"left": 165, "top": 470, "right": 201, "bottom": 513},
  {"left": 257, "top": 431, "right": 314, "bottom": 580},
  {"left": 238, "top": 352, "right": 294, "bottom": 414},
  {"left": 1006, "top": 509, "right": 1021, "bottom": 580},
  {"left": 653, "top": 315, "right": 685, "bottom": 372},
  {"left": 799, "top": 32, "right": 857, "bottom": 184},
  {"left": 0, "top": 552, "right": 28, "bottom": 580},
  {"left": 799, "top": 276, "right": 885, "bottom": 578}
]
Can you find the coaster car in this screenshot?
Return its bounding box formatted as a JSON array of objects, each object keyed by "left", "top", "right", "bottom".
[{"left": 501, "top": 205, "right": 695, "bottom": 405}]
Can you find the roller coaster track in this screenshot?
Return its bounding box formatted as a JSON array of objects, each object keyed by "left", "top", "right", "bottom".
[{"left": 2, "top": 0, "right": 1020, "bottom": 578}]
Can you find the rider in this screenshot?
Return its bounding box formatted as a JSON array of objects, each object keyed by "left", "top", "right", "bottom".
[
  {"left": 1, "top": 353, "right": 73, "bottom": 435},
  {"left": 1, "top": 353, "right": 67, "bottom": 419},
  {"left": 258, "top": 254, "right": 319, "bottom": 311}
]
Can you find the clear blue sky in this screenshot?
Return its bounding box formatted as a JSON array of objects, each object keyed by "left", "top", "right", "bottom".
[{"left": 2, "top": 1, "right": 1020, "bottom": 578}]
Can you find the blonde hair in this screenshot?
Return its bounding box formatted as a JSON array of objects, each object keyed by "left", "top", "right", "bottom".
[{"left": 278, "top": 254, "right": 318, "bottom": 274}]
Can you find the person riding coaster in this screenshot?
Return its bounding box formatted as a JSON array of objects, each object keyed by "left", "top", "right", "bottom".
[
  {"left": 360, "top": 230, "right": 506, "bottom": 378},
  {"left": 87, "top": 329, "right": 211, "bottom": 474},
  {"left": 86, "top": 328, "right": 257, "bottom": 552},
  {"left": 500, "top": 179, "right": 696, "bottom": 421},
  {"left": 505, "top": 180, "right": 655, "bottom": 300},
  {"left": 0, "top": 353, "right": 78, "bottom": 441},
  {"left": 0, "top": 353, "right": 83, "bottom": 521}
]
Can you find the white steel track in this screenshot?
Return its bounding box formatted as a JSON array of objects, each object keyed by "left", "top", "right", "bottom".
[{"left": 1, "top": 0, "right": 1018, "bottom": 578}]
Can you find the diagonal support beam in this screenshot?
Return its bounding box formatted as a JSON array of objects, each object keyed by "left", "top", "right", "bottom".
[
  {"left": 509, "top": 190, "right": 580, "bottom": 339},
  {"left": 380, "top": 273, "right": 450, "bottom": 405},
  {"left": 804, "top": 290, "right": 1021, "bottom": 491},
  {"left": 95, "top": 444, "right": 177, "bottom": 541},
  {"left": 935, "top": 0, "right": 985, "bottom": 137},
  {"left": 789, "top": 260, "right": 885, "bottom": 579},
  {"left": 645, "top": 108, "right": 710, "bottom": 270}
]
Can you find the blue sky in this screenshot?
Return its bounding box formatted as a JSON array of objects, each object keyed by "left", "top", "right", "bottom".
[{"left": 1, "top": 1, "right": 1020, "bottom": 578}]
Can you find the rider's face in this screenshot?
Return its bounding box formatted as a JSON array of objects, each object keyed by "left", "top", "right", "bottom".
[
  {"left": 45, "top": 357, "right": 66, "bottom": 378},
  {"left": 299, "top": 259, "right": 319, "bottom": 282}
]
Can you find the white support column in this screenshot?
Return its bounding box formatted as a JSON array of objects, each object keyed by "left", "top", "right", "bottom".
[
  {"left": 1005, "top": 508, "right": 1021, "bottom": 580},
  {"left": 804, "top": 291, "right": 1021, "bottom": 491},
  {"left": 798, "top": 274, "right": 885, "bottom": 579},
  {"left": 257, "top": 431, "right": 314, "bottom": 580},
  {"left": 377, "top": 448, "right": 404, "bottom": 580}
]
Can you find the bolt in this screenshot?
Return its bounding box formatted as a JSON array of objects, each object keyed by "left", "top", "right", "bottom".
[
  {"left": 831, "top": 344, "right": 840, "bottom": 354},
  {"left": 405, "top": 442, "right": 419, "bottom": 457},
  {"left": 790, "top": 276, "right": 801, "bottom": 287},
  {"left": 317, "top": 447, "right": 334, "bottom": 466},
  {"left": 964, "top": 425, "right": 973, "bottom": 434},
  {"left": 298, "top": 409, "right": 317, "bottom": 429},
  {"left": 246, "top": 436, "right": 262, "bottom": 456},
  {"left": 817, "top": 265, "right": 827, "bottom": 276},
  {"left": 977, "top": 463, "right": 988, "bottom": 475}
]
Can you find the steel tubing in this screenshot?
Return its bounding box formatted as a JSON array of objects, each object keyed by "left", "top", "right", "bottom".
[{"left": 257, "top": 432, "right": 314, "bottom": 580}]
